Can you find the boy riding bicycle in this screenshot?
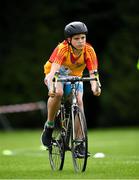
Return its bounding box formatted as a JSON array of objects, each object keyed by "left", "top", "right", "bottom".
[{"left": 41, "top": 21, "right": 101, "bottom": 156}]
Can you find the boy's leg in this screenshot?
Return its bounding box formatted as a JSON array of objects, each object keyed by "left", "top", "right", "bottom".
[
  {"left": 41, "top": 82, "right": 63, "bottom": 147},
  {"left": 76, "top": 82, "right": 84, "bottom": 113}
]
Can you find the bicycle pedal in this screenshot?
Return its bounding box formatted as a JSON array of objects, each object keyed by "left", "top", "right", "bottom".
[{"left": 87, "top": 152, "right": 91, "bottom": 157}]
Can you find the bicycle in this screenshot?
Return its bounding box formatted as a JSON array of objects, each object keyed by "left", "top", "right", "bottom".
[{"left": 47, "top": 72, "right": 100, "bottom": 172}]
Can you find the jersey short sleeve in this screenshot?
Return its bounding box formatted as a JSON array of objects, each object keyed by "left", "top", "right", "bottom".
[
  {"left": 49, "top": 41, "right": 68, "bottom": 65},
  {"left": 84, "top": 43, "right": 98, "bottom": 71}
]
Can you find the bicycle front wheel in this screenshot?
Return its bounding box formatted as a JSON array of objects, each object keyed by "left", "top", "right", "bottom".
[
  {"left": 71, "top": 106, "right": 88, "bottom": 172},
  {"left": 48, "top": 112, "right": 65, "bottom": 171}
]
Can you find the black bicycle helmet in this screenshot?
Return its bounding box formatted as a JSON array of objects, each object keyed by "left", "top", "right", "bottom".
[{"left": 64, "top": 21, "right": 88, "bottom": 38}]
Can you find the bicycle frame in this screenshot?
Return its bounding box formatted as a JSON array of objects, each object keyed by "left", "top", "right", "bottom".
[
  {"left": 60, "top": 81, "right": 81, "bottom": 150},
  {"left": 70, "top": 82, "right": 79, "bottom": 141}
]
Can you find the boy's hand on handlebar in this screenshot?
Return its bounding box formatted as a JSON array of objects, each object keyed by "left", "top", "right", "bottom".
[
  {"left": 93, "top": 86, "right": 101, "bottom": 96},
  {"left": 44, "top": 74, "right": 56, "bottom": 97},
  {"left": 91, "top": 81, "right": 101, "bottom": 96}
]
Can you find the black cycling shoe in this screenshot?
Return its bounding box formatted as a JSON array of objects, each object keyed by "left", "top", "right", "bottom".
[
  {"left": 74, "top": 143, "right": 91, "bottom": 158},
  {"left": 41, "top": 127, "right": 53, "bottom": 147},
  {"left": 75, "top": 143, "right": 86, "bottom": 158}
]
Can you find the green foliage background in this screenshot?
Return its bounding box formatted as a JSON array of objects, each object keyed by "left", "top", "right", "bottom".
[{"left": 0, "top": 0, "right": 138, "bottom": 127}]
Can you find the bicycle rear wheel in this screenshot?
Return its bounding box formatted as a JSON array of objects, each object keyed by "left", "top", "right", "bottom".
[
  {"left": 71, "top": 106, "right": 88, "bottom": 172},
  {"left": 48, "top": 111, "right": 65, "bottom": 171}
]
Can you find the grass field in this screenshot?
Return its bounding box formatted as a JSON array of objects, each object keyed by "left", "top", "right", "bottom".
[{"left": 0, "top": 127, "right": 138, "bottom": 179}]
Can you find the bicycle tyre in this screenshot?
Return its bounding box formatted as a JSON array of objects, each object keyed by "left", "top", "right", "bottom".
[
  {"left": 48, "top": 109, "right": 65, "bottom": 171},
  {"left": 71, "top": 105, "right": 88, "bottom": 172}
]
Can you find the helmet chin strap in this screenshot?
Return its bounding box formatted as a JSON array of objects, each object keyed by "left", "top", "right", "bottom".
[
  {"left": 66, "top": 38, "right": 78, "bottom": 50},
  {"left": 71, "top": 43, "right": 78, "bottom": 50}
]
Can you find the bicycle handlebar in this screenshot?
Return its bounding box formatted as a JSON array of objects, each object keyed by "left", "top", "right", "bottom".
[
  {"left": 53, "top": 76, "right": 97, "bottom": 83},
  {"left": 53, "top": 74, "right": 101, "bottom": 87},
  {"left": 49, "top": 73, "right": 101, "bottom": 97},
  {"left": 50, "top": 76, "right": 98, "bottom": 97}
]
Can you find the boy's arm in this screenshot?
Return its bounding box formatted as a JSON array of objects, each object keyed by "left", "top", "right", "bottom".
[
  {"left": 89, "top": 70, "right": 101, "bottom": 96},
  {"left": 44, "top": 63, "right": 61, "bottom": 96}
]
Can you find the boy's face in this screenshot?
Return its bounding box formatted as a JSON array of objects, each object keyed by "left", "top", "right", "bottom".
[{"left": 69, "top": 34, "right": 86, "bottom": 50}]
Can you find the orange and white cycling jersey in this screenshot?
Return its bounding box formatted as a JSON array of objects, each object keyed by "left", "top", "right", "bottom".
[{"left": 44, "top": 40, "right": 98, "bottom": 77}]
